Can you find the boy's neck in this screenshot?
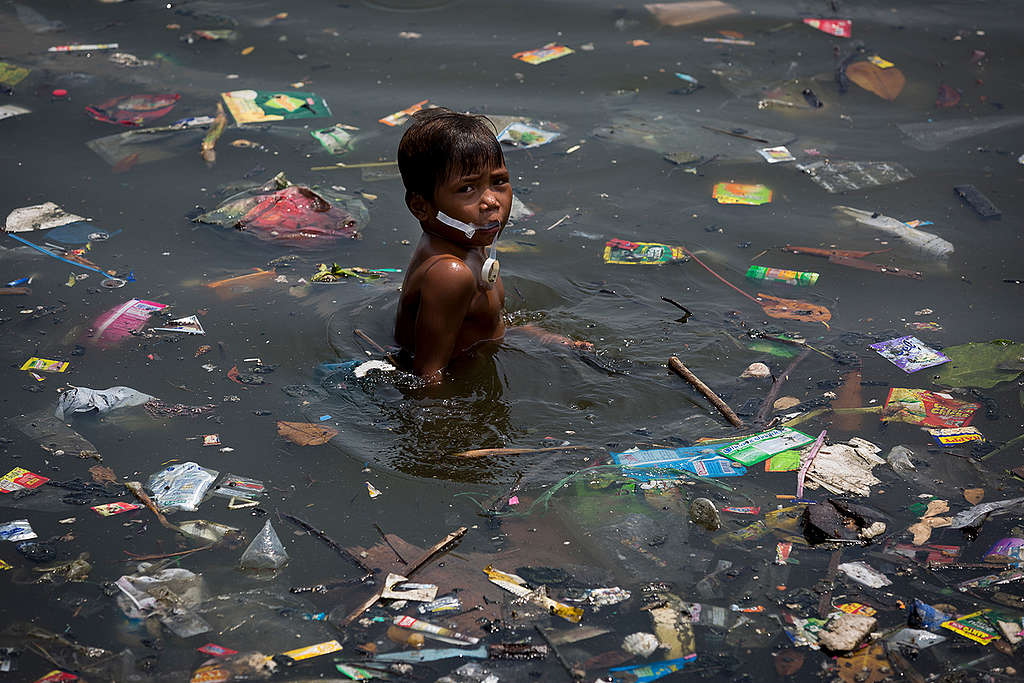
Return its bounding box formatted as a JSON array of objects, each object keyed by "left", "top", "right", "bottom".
[{"left": 421, "top": 224, "right": 485, "bottom": 255}]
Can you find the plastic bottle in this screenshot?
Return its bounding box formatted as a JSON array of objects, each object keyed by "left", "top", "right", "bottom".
[{"left": 745, "top": 265, "right": 819, "bottom": 286}]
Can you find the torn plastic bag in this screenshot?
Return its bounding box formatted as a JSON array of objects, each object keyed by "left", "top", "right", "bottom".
[
  {"left": 2, "top": 622, "right": 132, "bottom": 680},
  {"left": 14, "top": 4, "right": 65, "bottom": 33},
  {"left": 949, "top": 497, "right": 1024, "bottom": 530},
  {"left": 46, "top": 222, "right": 120, "bottom": 244},
  {"left": 115, "top": 565, "right": 211, "bottom": 637},
  {"left": 5, "top": 202, "right": 86, "bottom": 233},
  {"left": 436, "top": 661, "right": 501, "bottom": 683},
  {"left": 85, "top": 93, "right": 180, "bottom": 127},
  {"left": 897, "top": 115, "right": 1024, "bottom": 151},
  {"left": 86, "top": 127, "right": 207, "bottom": 169},
  {"left": 798, "top": 160, "right": 913, "bottom": 193},
  {"left": 114, "top": 565, "right": 207, "bottom": 620},
  {"left": 55, "top": 386, "right": 155, "bottom": 420},
  {"left": 834, "top": 206, "right": 954, "bottom": 259},
  {"left": 593, "top": 106, "right": 794, "bottom": 163},
  {"left": 239, "top": 520, "right": 289, "bottom": 569},
  {"left": 194, "top": 172, "right": 368, "bottom": 245},
  {"left": 8, "top": 409, "right": 101, "bottom": 459},
  {"left": 837, "top": 561, "right": 891, "bottom": 588},
  {"left": 191, "top": 652, "right": 276, "bottom": 682},
  {"left": 147, "top": 462, "right": 218, "bottom": 512}
]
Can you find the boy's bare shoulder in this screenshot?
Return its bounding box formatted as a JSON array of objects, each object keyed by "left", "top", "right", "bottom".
[{"left": 415, "top": 253, "right": 477, "bottom": 299}]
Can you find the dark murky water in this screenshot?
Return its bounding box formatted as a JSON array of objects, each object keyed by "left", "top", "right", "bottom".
[{"left": 2, "top": 1, "right": 1023, "bottom": 681}]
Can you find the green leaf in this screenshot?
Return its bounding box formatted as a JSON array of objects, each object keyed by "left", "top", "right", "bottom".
[{"left": 932, "top": 341, "right": 1024, "bottom": 389}]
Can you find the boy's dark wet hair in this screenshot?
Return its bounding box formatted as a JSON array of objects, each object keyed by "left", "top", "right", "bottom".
[{"left": 398, "top": 108, "right": 505, "bottom": 203}]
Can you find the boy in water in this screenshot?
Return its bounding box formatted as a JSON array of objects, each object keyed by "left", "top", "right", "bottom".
[{"left": 395, "top": 109, "right": 587, "bottom": 383}]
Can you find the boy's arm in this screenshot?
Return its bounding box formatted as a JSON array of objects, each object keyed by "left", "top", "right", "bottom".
[
  {"left": 413, "top": 258, "right": 477, "bottom": 383},
  {"left": 515, "top": 323, "right": 594, "bottom": 350}
]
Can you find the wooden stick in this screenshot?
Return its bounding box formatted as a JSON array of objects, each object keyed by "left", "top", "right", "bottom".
[
  {"left": 125, "top": 481, "right": 182, "bottom": 533},
  {"left": 337, "top": 526, "right": 467, "bottom": 627},
  {"left": 353, "top": 328, "right": 398, "bottom": 366},
  {"left": 668, "top": 356, "right": 744, "bottom": 429},
  {"left": 122, "top": 543, "right": 214, "bottom": 561},
  {"left": 754, "top": 348, "right": 811, "bottom": 425},
  {"left": 310, "top": 160, "right": 399, "bottom": 171},
  {"left": 281, "top": 512, "right": 372, "bottom": 576},
  {"left": 452, "top": 445, "right": 593, "bottom": 459},
  {"left": 981, "top": 431, "right": 1024, "bottom": 460}
]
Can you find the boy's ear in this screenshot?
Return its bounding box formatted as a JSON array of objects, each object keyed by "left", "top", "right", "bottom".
[{"left": 405, "top": 191, "right": 435, "bottom": 222}]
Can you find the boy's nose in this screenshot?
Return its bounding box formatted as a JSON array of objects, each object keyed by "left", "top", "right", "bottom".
[{"left": 480, "top": 191, "right": 500, "bottom": 210}]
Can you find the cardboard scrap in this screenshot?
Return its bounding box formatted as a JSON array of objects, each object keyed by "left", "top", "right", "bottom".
[{"left": 276, "top": 421, "right": 338, "bottom": 446}]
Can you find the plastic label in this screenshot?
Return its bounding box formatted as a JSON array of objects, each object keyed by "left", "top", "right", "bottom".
[
  {"left": 92, "top": 502, "right": 144, "bottom": 516},
  {"left": 718, "top": 428, "right": 814, "bottom": 466},
  {"left": 19, "top": 357, "right": 68, "bottom": 373},
  {"left": 512, "top": 44, "right": 574, "bottom": 65},
  {"left": 0, "top": 467, "right": 49, "bottom": 493},
  {"left": 280, "top": 640, "right": 342, "bottom": 661},
  {"left": 942, "top": 610, "right": 1000, "bottom": 645}
]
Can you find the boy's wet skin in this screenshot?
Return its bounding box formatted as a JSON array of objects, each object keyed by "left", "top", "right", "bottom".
[{"left": 394, "top": 161, "right": 513, "bottom": 383}]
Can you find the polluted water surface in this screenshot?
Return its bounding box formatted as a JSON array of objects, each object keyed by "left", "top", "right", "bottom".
[{"left": 1, "top": 0, "right": 1024, "bottom": 681}]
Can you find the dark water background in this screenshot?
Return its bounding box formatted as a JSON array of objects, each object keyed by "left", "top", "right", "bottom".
[{"left": 1, "top": 0, "right": 1023, "bottom": 680}]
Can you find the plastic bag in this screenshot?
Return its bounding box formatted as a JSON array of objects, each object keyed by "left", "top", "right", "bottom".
[
  {"left": 55, "top": 386, "right": 155, "bottom": 420},
  {"left": 239, "top": 521, "right": 289, "bottom": 569},
  {"left": 147, "top": 462, "right": 218, "bottom": 512}
]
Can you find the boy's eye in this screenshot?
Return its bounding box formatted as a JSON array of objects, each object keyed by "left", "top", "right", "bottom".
[{"left": 459, "top": 185, "right": 475, "bottom": 193}]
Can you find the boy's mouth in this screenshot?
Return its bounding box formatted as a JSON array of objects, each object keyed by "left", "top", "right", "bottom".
[{"left": 436, "top": 211, "right": 500, "bottom": 238}]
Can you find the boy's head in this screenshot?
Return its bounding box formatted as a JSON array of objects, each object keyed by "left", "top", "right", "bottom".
[{"left": 398, "top": 108, "right": 506, "bottom": 205}]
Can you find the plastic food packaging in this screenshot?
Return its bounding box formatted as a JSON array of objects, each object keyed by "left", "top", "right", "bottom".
[
  {"left": 746, "top": 265, "right": 819, "bottom": 286},
  {"left": 147, "top": 462, "right": 218, "bottom": 512},
  {"left": 239, "top": 520, "right": 289, "bottom": 569}
]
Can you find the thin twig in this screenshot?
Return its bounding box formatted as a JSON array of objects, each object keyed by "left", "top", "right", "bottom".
[
  {"left": 754, "top": 348, "right": 811, "bottom": 425},
  {"left": 125, "top": 481, "right": 182, "bottom": 533},
  {"left": 122, "top": 543, "right": 215, "bottom": 561},
  {"left": 281, "top": 512, "right": 372, "bottom": 576},
  {"left": 451, "top": 445, "right": 594, "bottom": 459},
  {"left": 354, "top": 328, "right": 398, "bottom": 366},
  {"left": 545, "top": 214, "right": 571, "bottom": 231}
]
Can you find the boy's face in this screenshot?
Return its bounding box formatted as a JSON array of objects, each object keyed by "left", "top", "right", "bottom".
[{"left": 414, "top": 162, "right": 513, "bottom": 247}]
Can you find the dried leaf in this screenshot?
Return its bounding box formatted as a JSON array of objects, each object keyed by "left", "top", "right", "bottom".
[
  {"left": 924, "top": 499, "right": 950, "bottom": 518},
  {"left": 276, "top": 421, "right": 338, "bottom": 446},
  {"left": 846, "top": 62, "right": 906, "bottom": 101},
  {"left": 88, "top": 464, "right": 116, "bottom": 484},
  {"left": 908, "top": 499, "right": 951, "bottom": 545},
  {"left": 908, "top": 516, "right": 950, "bottom": 545},
  {"left": 773, "top": 396, "right": 801, "bottom": 411},
  {"left": 964, "top": 488, "right": 984, "bottom": 504},
  {"left": 757, "top": 293, "right": 832, "bottom": 325}
]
